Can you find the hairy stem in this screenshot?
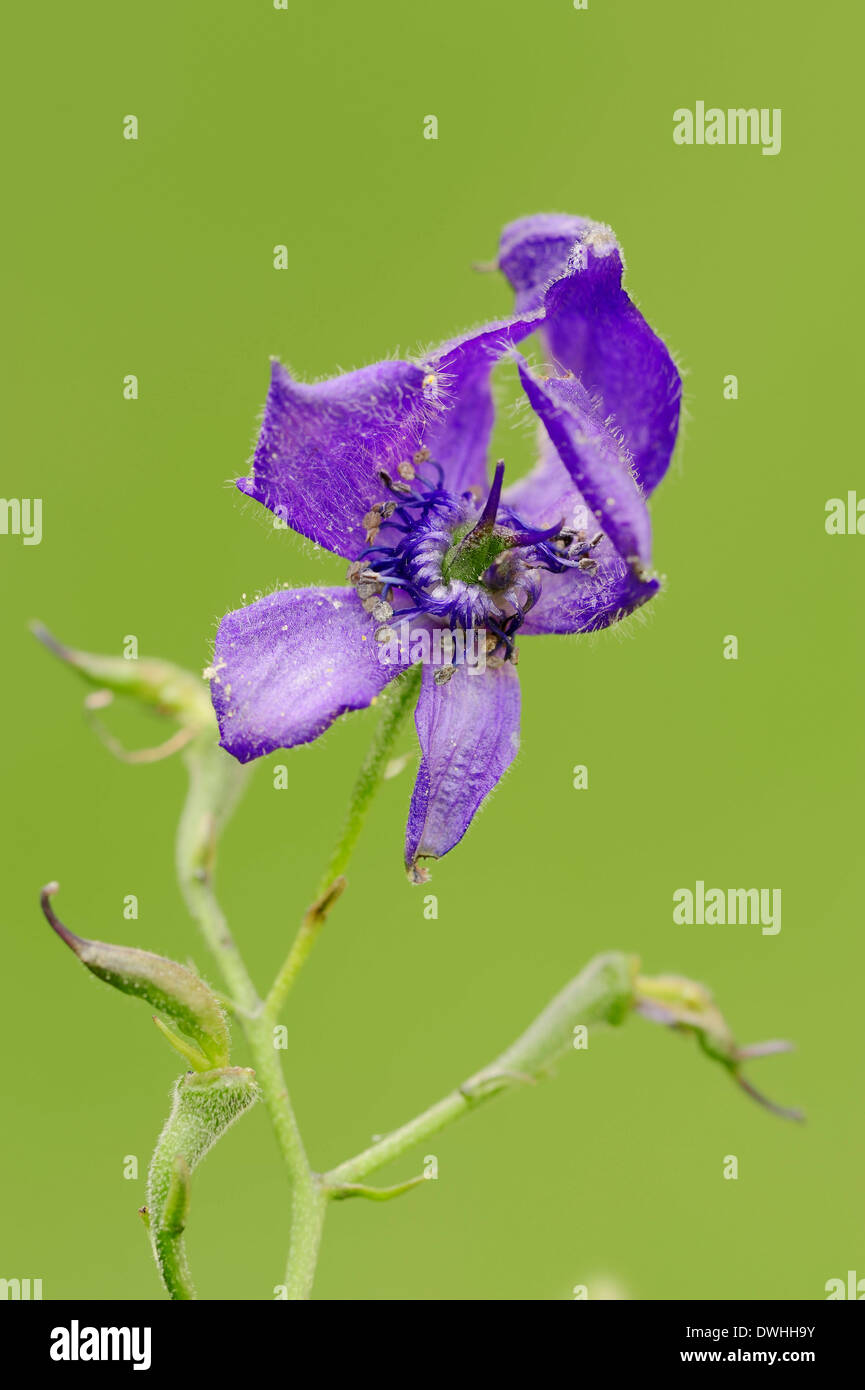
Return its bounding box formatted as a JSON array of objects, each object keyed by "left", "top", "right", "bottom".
[
  {"left": 314, "top": 665, "right": 422, "bottom": 898},
  {"left": 176, "top": 732, "right": 259, "bottom": 1014},
  {"left": 265, "top": 665, "right": 422, "bottom": 1019},
  {"left": 263, "top": 879, "right": 346, "bottom": 1023},
  {"left": 243, "top": 1017, "right": 326, "bottom": 1299},
  {"left": 149, "top": 1217, "right": 195, "bottom": 1302},
  {"left": 325, "top": 953, "right": 635, "bottom": 1189},
  {"left": 172, "top": 669, "right": 422, "bottom": 1297},
  {"left": 325, "top": 1090, "right": 477, "bottom": 1189},
  {"left": 175, "top": 733, "right": 323, "bottom": 1295}
]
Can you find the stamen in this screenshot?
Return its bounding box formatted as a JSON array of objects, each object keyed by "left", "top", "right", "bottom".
[
  {"left": 350, "top": 455, "right": 573, "bottom": 665},
  {"left": 376, "top": 468, "right": 413, "bottom": 496}
]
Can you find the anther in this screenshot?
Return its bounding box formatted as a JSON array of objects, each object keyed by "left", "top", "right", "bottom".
[
  {"left": 357, "top": 580, "right": 383, "bottom": 600},
  {"left": 376, "top": 468, "right": 413, "bottom": 496}
]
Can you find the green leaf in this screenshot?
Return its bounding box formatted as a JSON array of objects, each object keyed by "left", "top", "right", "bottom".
[
  {"left": 40, "top": 883, "right": 230, "bottom": 1070},
  {"left": 146, "top": 1068, "right": 259, "bottom": 1299}
]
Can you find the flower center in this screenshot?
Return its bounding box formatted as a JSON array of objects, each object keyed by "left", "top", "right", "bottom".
[{"left": 347, "top": 452, "right": 603, "bottom": 661}]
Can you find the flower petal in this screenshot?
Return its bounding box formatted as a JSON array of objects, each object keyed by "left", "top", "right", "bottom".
[
  {"left": 503, "top": 438, "right": 658, "bottom": 634},
  {"left": 498, "top": 214, "right": 681, "bottom": 493},
  {"left": 500, "top": 436, "right": 656, "bottom": 633},
  {"left": 520, "top": 558, "right": 659, "bottom": 636},
  {"left": 517, "top": 362, "right": 652, "bottom": 565},
  {"left": 405, "top": 661, "right": 520, "bottom": 876},
  {"left": 422, "top": 318, "right": 539, "bottom": 496},
  {"left": 211, "top": 587, "right": 410, "bottom": 762},
  {"left": 498, "top": 214, "right": 600, "bottom": 315},
  {"left": 502, "top": 432, "right": 582, "bottom": 526},
  {"left": 239, "top": 359, "right": 439, "bottom": 560}
]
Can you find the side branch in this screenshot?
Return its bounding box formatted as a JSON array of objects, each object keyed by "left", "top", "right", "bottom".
[{"left": 324, "top": 952, "right": 634, "bottom": 1188}]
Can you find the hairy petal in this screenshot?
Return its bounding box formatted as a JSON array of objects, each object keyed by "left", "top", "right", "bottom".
[
  {"left": 498, "top": 213, "right": 681, "bottom": 492},
  {"left": 504, "top": 438, "right": 658, "bottom": 634},
  {"left": 518, "top": 362, "right": 652, "bottom": 566},
  {"left": 238, "top": 359, "right": 438, "bottom": 560},
  {"left": 498, "top": 214, "right": 601, "bottom": 315},
  {"left": 211, "top": 587, "right": 410, "bottom": 762},
  {"left": 421, "top": 318, "right": 539, "bottom": 496},
  {"left": 502, "top": 432, "right": 583, "bottom": 527},
  {"left": 405, "top": 661, "right": 521, "bottom": 874},
  {"left": 521, "top": 558, "right": 659, "bottom": 635}
]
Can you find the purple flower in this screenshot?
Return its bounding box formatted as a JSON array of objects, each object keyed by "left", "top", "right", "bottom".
[{"left": 210, "top": 214, "right": 681, "bottom": 879}]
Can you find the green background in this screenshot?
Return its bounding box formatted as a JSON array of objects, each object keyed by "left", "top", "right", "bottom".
[{"left": 2, "top": 0, "right": 861, "bottom": 1300}]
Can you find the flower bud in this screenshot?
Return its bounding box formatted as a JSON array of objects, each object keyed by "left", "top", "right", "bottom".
[
  {"left": 40, "top": 883, "right": 229, "bottom": 1071},
  {"left": 635, "top": 973, "right": 735, "bottom": 1064},
  {"left": 635, "top": 971, "right": 803, "bottom": 1121},
  {"left": 31, "top": 621, "right": 212, "bottom": 729}
]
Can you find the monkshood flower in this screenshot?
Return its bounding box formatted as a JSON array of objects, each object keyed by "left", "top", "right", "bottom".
[{"left": 211, "top": 214, "right": 681, "bottom": 880}]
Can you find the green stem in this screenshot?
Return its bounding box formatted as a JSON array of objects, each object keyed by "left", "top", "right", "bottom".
[
  {"left": 264, "top": 665, "right": 421, "bottom": 1019},
  {"left": 150, "top": 1220, "right": 195, "bottom": 1302},
  {"left": 173, "top": 671, "right": 422, "bottom": 1299},
  {"left": 314, "top": 665, "right": 421, "bottom": 898},
  {"left": 175, "top": 732, "right": 323, "bottom": 1295},
  {"left": 176, "top": 732, "right": 259, "bottom": 1015},
  {"left": 326, "top": 1090, "right": 476, "bottom": 1188},
  {"left": 325, "top": 952, "right": 635, "bottom": 1189},
  {"left": 263, "top": 879, "right": 346, "bottom": 1023},
  {"left": 243, "top": 1016, "right": 326, "bottom": 1299}
]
